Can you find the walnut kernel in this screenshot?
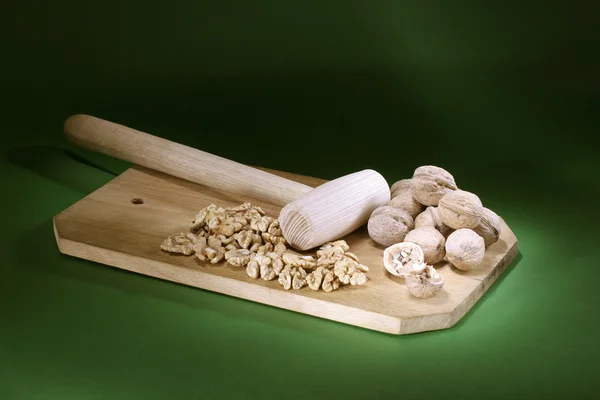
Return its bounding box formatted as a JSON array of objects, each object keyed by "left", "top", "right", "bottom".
[
  {"left": 333, "top": 259, "right": 368, "bottom": 285},
  {"left": 261, "top": 252, "right": 284, "bottom": 280},
  {"left": 278, "top": 265, "right": 308, "bottom": 290},
  {"left": 306, "top": 267, "right": 326, "bottom": 291},
  {"left": 282, "top": 253, "right": 316, "bottom": 269},
  {"left": 224, "top": 249, "right": 252, "bottom": 267},
  {"left": 322, "top": 270, "right": 341, "bottom": 292},
  {"left": 162, "top": 204, "right": 368, "bottom": 293},
  {"left": 160, "top": 232, "right": 197, "bottom": 256}
]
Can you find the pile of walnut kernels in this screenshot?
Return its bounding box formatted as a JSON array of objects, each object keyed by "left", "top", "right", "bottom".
[{"left": 160, "top": 202, "right": 369, "bottom": 292}]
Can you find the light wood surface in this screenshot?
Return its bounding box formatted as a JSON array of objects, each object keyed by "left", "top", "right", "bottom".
[
  {"left": 280, "top": 169, "right": 390, "bottom": 250},
  {"left": 53, "top": 166, "right": 519, "bottom": 335},
  {"left": 63, "top": 114, "right": 313, "bottom": 207}
]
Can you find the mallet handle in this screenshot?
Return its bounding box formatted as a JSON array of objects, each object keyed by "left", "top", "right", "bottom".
[{"left": 64, "top": 114, "right": 313, "bottom": 206}]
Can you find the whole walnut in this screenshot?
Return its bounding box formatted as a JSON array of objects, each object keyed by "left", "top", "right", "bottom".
[
  {"left": 414, "top": 206, "right": 453, "bottom": 237},
  {"left": 445, "top": 229, "right": 485, "bottom": 271},
  {"left": 410, "top": 165, "right": 458, "bottom": 206},
  {"left": 388, "top": 178, "right": 424, "bottom": 218},
  {"left": 438, "top": 189, "right": 484, "bottom": 230},
  {"left": 367, "top": 206, "right": 414, "bottom": 247},
  {"left": 404, "top": 226, "right": 446, "bottom": 265},
  {"left": 390, "top": 179, "right": 411, "bottom": 198},
  {"left": 472, "top": 207, "right": 503, "bottom": 247}
]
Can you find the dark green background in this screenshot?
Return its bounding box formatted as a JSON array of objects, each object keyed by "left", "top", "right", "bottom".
[{"left": 2, "top": 2, "right": 599, "bottom": 399}]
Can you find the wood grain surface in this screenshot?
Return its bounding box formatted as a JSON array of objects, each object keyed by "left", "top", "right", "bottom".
[
  {"left": 53, "top": 166, "right": 519, "bottom": 335},
  {"left": 63, "top": 114, "right": 313, "bottom": 206}
]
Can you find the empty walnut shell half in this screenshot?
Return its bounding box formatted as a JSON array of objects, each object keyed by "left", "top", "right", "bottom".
[
  {"left": 405, "top": 265, "right": 445, "bottom": 299},
  {"left": 382, "top": 241, "right": 424, "bottom": 277},
  {"left": 368, "top": 206, "right": 414, "bottom": 247}
]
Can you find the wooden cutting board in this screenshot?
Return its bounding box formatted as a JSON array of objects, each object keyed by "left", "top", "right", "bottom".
[{"left": 53, "top": 165, "right": 518, "bottom": 335}]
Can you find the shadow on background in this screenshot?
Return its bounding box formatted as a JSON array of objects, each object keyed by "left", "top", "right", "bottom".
[
  {"left": 446, "top": 251, "right": 523, "bottom": 332},
  {"left": 5, "top": 145, "right": 120, "bottom": 194}
]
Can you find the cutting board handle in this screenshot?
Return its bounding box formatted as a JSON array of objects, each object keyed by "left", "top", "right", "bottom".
[{"left": 64, "top": 114, "right": 313, "bottom": 207}]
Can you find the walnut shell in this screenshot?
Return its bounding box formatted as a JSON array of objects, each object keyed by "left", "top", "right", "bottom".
[
  {"left": 388, "top": 179, "right": 424, "bottom": 219},
  {"left": 438, "top": 190, "right": 484, "bottom": 229},
  {"left": 445, "top": 229, "right": 485, "bottom": 271},
  {"left": 410, "top": 166, "right": 458, "bottom": 206},
  {"left": 390, "top": 179, "right": 411, "bottom": 198},
  {"left": 382, "top": 241, "right": 424, "bottom": 277},
  {"left": 404, "top": 227, "right": 446, "bottom": 265},
  {"left": 472, "top": 207, "right": 503, "bottom": 247},
  {"left": 414, "top": 206, "right": 453, "bottom": 237},
  {"left": 405, "top": 266, "right": 444, "bottom": 299},
  {"left": 368, "top": 206, "right": 414, "bottom": 247}
]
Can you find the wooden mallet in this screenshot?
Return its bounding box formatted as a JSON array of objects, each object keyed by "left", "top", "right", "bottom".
[{"left": 64, "top": 115, "right": 390, "bottom": 250}]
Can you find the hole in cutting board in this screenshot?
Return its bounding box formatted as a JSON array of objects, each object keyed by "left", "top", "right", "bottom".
[{"left": 131, "top": 198, "right": 145, "bottom": 205}]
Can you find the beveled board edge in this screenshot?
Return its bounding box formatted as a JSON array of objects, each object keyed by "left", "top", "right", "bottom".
[
  {"left": 53, "top": 218, "right": 403, "bottom": 334},
  {"left": 399, "top": 239, "right": 519, "bottom": 334}
]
